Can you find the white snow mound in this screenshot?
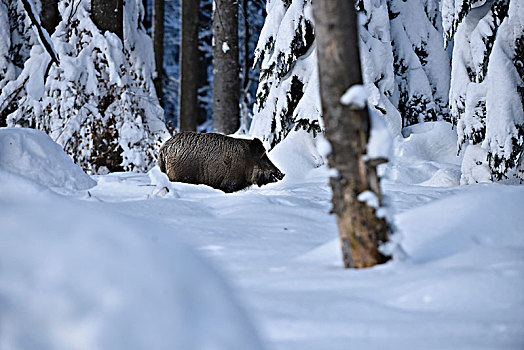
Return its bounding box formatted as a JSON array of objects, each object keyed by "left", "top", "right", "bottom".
[
  {"left": 0, "top": 181, "right": 263, "bottom": 350},
  {"left": 397, "top": 184, "right": 524, "bottom": 263},
  {"left": 0, "top": 127, "right": 96, "bottom": 192},
  {"left": 388, "top": 122, "right": 462, "bottom": 186}
]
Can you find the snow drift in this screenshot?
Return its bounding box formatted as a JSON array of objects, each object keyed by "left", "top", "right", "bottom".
[
  {"left": 0, "top": 127, "right": 96, "bottom": 192},
  {"left": 0, "top": 178, "right": 263, "bottom": 350}
]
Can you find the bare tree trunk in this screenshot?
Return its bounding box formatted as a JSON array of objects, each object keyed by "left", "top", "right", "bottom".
[
  {"left": 312, "top": 0, "right": 389, "bottom": 268},
  {"left": 212, "top": 0, "right": 239, "bottom": 134},
  {"left": 152, "top": 0, "right": 164, "bottom": 106},
  {"left": 241, "top": 0, "right": 249, "bottom": 93},
  {"left": 40, "top": 0, "right": 59, "bottom": 35},
  {"left": 91, "top": 0, "right": 123, "bottom": 40},
  {"left": 178, "top": 0, "right": 200, "bottom": 132}
]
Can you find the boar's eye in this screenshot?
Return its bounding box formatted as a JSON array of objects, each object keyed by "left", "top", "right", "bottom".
[{"left": 250, "top": 138, "right": 267, "bottom": 159}]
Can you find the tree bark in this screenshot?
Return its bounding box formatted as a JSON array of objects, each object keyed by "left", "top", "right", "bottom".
[
  {"left": 241, "top": 0, "right": 249, "bottom": 93},
  {"left": 40, "top": 0, "right": 59, "bottom": 35},
  {"left": 178, "top": 0, "right": 200, "bottom": 132},
  {"left": 91, "top": 0, "right": 123, "bottom": 40},
  {"left": 212, "top": 0, "right": 240, "bottom": 134},
  {"left": 152, "top": 0, "right": 164, "bottom": 106},
  {"left": 312, "top": 0, "right": 389, "bottom": 268}
]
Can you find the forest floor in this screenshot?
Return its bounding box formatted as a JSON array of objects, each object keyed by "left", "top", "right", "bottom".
[
  {"left": 85, "top": 165, "right": 524, "bottom": 350},
  {"left": 1, "top": 122, "right": 524, "bottom": 349}
]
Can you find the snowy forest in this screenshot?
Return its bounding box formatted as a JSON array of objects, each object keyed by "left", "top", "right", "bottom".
[{"left": 1, "top": 0, "right": 523, "bottom": 348}]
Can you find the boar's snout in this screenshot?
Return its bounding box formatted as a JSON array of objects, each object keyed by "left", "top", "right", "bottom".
[
  {"left": 273, "top": 167, "right": 285, "bottom": 181},
  {"left": 255, "top": 154, "right": 285, "bottom": 186}
]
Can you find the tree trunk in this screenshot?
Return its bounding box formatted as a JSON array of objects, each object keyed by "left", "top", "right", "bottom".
[
  {"left": 152, "top": 0, "right": 164, "bottom": 106},
  {"left": 91, "top": 0, "right": 123, "bottom": 40},
  {"left": 241, "top": 0, "right": 249, "bottom": 93},
  {"left": 40, "top": 0, "right": 59, "bottom": 35},
  {"left": 212, "top": 0, "right": 239, "bottom": 134},
  {"left": 312, "top": 0, "right": 389, "bottom": 268},
  {"left": 178, "top": 0, "right": 200, "bottom": 132}
]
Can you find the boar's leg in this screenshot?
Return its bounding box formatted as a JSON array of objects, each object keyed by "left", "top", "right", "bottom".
[
  {"left": 220, "top": 178, "right": 248, "bottom": 193},
  {"left": 158, "top": 153, "right": 166, "bottom": 173}
]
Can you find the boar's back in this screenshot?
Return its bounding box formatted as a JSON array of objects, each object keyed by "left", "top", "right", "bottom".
[{"left": 159, "top": 132, "right": 255, "bottom": 192}]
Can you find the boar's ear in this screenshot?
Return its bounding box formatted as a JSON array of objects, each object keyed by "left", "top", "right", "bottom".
[{"left": 250, "top": 138, "right": 267, "bottom": 159}]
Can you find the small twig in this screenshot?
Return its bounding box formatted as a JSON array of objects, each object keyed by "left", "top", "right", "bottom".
[{"left": 0, "top": 76, "right": 30, "bottom": 116}]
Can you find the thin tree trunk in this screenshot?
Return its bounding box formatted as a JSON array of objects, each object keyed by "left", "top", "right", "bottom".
[
  {"left": 178, "top": 0, "right": 200, "bottom": 132},
  {"left": 40, "top": 0, "right": 59, "bottom": 35},
  {"left": 312, "top": 0, "right": 389, "bottom": 268},
  {"left": 152, "top": 0, "right": 164, "bottom": 106},
  {"left": 91, "top": 0, "right": 123, "bottom": 40},
  {"left": 212, "top": 0, "right": 239, "bottom": 134},
  {"left": 241, "top": 0, "right": 249, "bottom": 93}
]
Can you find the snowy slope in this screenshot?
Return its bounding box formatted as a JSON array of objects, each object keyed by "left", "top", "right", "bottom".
[
  {"left": 0, "top": 128, "right": 96, "bottom": 192},
  {"left": 1, "top": 125, "right": 523, "bottom": 349}
]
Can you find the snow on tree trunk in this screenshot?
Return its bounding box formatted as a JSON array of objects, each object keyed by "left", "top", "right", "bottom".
[
  {"left": 1, "top": 0, "right": 169, "bottom": 174},
  {"left": 212, "top": 0, "right": 240, "bottom": 134},
  {"left": 313, "top": 0, "right": 389, "bottom": 269},
  {"left": 445, "top": 0, "right": 523, "bottom": 183}
]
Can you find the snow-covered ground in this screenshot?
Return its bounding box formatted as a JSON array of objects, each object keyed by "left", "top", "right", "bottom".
[{"left": 1, "top": 124, "right": 523, "bottom": 349}]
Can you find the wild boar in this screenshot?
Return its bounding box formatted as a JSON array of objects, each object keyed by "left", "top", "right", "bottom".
[{"left": 158, "top": 132, "right": 285, "bottom": 193}]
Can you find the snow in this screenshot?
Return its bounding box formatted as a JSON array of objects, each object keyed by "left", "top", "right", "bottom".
[
  {"left": 449, "top": 0, "right": 523, "bottom": 181},
  {"left": 1, "top": 124, "right": 523, "bottom": 349},
  {"left": 388, "top": 121, "right": 462, "bottom": 186},
  {"left": 222, "top": 41, "right": 230, "bottom": 53},
  {"left": 250, "top": 0, "right": 320, "bottom": 149},
  {"left": 0, "top": 127, "right": 96, "bottom": 192},
  {"left": 0, "top": 178, "right": 264, "bottom": 350},
  {"left": 460, "top": 143, "right": 493, "bottom": 185},
  {"left": 2, "top": 0, "right": 168, "bottom": 173},
  {"left": 340, "top": 84, "right": 368, "bottom": 109},
  {"left": 367, "top": 107, "right": 394, "bottom": 160},
  {"left": 358, "top": 190, "right": 379, "bottom": 208}
]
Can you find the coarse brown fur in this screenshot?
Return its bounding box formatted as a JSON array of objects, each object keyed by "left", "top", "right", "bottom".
[{"left": 158, "top": 132, "right": 285, "bottom": 192}]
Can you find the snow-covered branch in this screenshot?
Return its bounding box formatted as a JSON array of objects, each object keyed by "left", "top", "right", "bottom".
[{"left": 20, "top": 0, "right": 59, "bottom": 65}]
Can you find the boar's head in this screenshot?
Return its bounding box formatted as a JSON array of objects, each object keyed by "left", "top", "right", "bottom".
[{"left": 249, "top": 138, "right": 285, "bottom": 187}]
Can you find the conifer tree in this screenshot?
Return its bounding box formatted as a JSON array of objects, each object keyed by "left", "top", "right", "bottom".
[
  {"left": 251, "top": 0, "right": 450, "bottom": 150},
  {"left": 1, "top": 1, "right": 168, "bottom": 173},
  {"left": 250, "top": 0, "right": 318, "bottom": 149},
  {"left": 443, "top": 0, "right": 523, "bottom": 182}
]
